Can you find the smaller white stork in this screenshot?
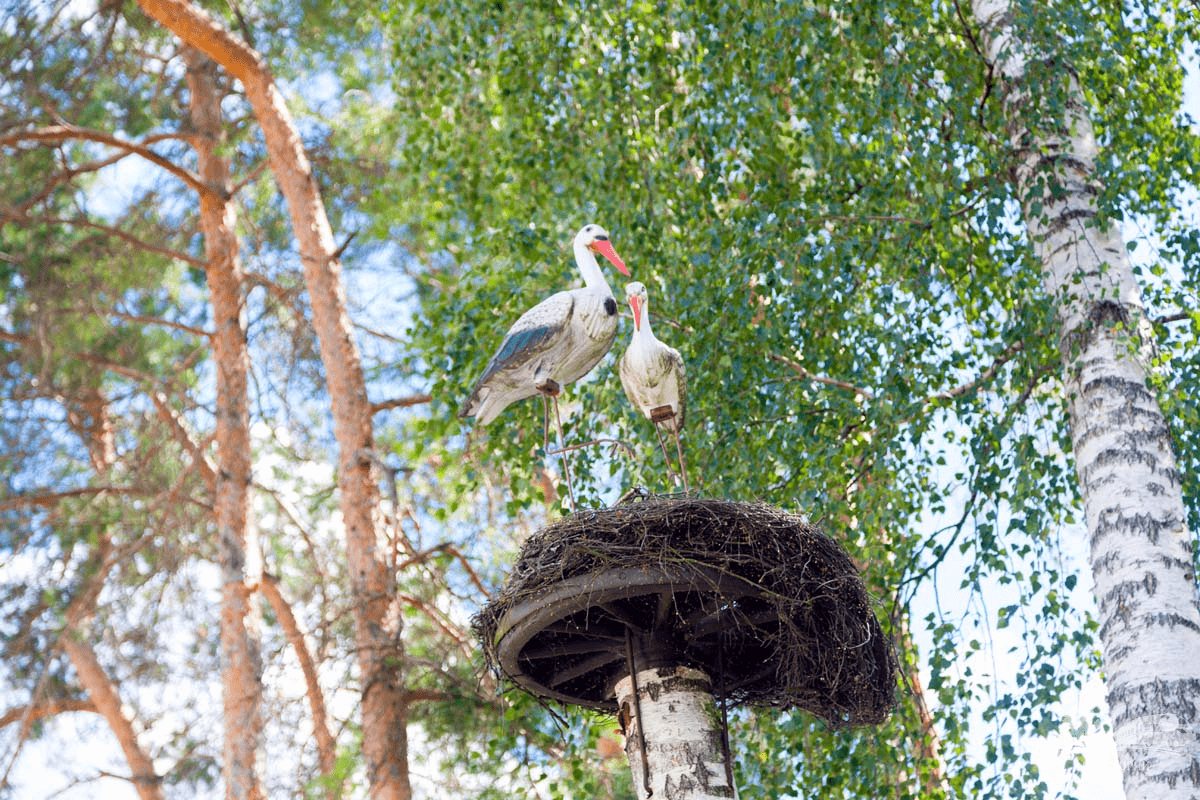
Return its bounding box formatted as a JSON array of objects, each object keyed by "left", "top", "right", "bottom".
[{"left": 619, "top": 281, "right": 689, "bottom": 492}]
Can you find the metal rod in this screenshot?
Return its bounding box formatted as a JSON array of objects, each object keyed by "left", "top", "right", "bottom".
[
  {"left": 673, "top": 427, "right": 690, "bottom": 494},
  {"left": 625, "top": 626, "right": 652, "bottom": 798},
  {"left": 541, "top": 392, "right": 577, "bottom": 513},
  {"left": 717, "top": 632, "right": 733, "bottom": 789},
  {"left": 653, "top": 422, "right": 682, "bottom": 489},
  {"left": 551, "top": 394, "right": 577, "bottom": 513}
]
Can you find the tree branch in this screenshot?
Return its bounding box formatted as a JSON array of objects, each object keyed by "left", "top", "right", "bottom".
[
  {"left": 230, "top": 156, "right": 271, "bottom": 196},
  {"left": 150, "top": 392, "right": 217, "bottom": 490},
  {"left": 1154, "top": 311, "right": 1190, "bottom": 327},
  {"left": 7, "top": 213, "right": 207, "bottom": 270},
  {"left": 883, "top": 339, "right": 1030, "bottom": 435},
  {"left": 0, "top": 699, "right": 96, "bottom": 729},
  {"left": 371, "top": 394, "right": 432, "bottom": 414},
  {"left": 2, "top": 149, "right": 128, "bottom": 215},
  {"left": 396, "top": 593, "right": 472, "bottom": 657},
  {"left": 399, "top": 688, "right": 451, "bottom": 707},
  {"left": 61, "top": 305, "right": 210, "bottom": 340},
  {"left": 354, "top": 320, "right": 406, "bottom": 345},
  {"left": 61, "top": 636, "right": 164, "bottom": 799},
  {"left": 0, "top": 486, "right": 150, "bottom": 512},
  {"left": 931, "top": 339, "right": 1024, "bottom": 401},
  {"left": 0, "top": 124, "right": 215, "bottom": 199},
  {"left": 245, "top": 270, "right": 308, "bottom": 325},
  {"left": 768, "top": 353, "right": 876, "bottom": 399},
  {"left": 259, "top": 574, "right": 339, "bottom": 787},
  {"left": 393, "top": 541, "right": 490, "bottom": 598},
  {"left": 256, "top": 484, "right": 332, "bottom": 600}
]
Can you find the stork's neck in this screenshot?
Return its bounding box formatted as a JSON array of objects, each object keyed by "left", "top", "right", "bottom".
[
  {"left": 574, "top": 241, "right": 613, "bottom": 294},
  {"left": 634, "top": 303, "right": 655, "bottom": 340}
]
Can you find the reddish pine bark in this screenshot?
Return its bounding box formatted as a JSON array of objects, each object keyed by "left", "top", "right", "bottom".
[
  {"left": 184, "top": 47, "right": 265, "bottom": 800},
  {"left": 136, "top": 2, "right": 410, "bottom": 797},
  {"left": 61, "top": 636, "right": 164, "bottom": 800},
  {"left": 260, "top": 574, "right": 339, "bottom": 794},
  {"left": 59, "top": 392, "right": 164, "bottom": 800}
]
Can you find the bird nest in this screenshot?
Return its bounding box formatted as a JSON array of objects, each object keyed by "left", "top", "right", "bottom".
[{"left": 473, "top": 495, "right": 896, "bottom": 726}]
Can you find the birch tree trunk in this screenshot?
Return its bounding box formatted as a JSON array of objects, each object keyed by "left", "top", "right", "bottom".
[
  {"left": 136, "top": 2, "right": 411, "bottom": 797},
  {"left": 184, "top": 47, "right": 265, "bottom": 800},
  {"left": 615, "top": 667, "right": 738, "bottom": 800},
  {"left": 971, "top": 2, "right": 1200, "bottom": 796}
]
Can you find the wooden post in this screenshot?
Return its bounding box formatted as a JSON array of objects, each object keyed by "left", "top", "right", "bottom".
[{"left": 615, "top": 666, "right": 738, "bottom": 800}]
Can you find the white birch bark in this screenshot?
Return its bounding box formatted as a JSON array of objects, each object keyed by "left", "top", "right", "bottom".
[
  {"left": 971, "top": 2, "right": 1200, "bottom": 797},
  {"left": 615, "top": 667, "right": 738, "bottom": 800}
]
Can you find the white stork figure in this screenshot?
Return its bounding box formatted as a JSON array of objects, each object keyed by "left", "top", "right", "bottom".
[
  {"left": 459, "top": 224, "right": 630, "bottom": 508},
  {"left": 619, "top": 281, "right": 689, "bottom": 492}
]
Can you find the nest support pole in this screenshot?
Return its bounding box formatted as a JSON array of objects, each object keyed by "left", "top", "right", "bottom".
[{"left": 616, "top": 665, "right": 739, "bottom": 800}]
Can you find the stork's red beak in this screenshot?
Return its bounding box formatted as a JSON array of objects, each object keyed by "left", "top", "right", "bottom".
[
  {"left": 629, "top": 295, "right": 642, "bottom": 329},
  {"left": 592, "top": 240, "right": 629, "bottom": 276}
]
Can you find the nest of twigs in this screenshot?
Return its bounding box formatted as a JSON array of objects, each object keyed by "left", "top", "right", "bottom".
[{"left": 473, "top": 495, "right": 897, "bottom": 726}]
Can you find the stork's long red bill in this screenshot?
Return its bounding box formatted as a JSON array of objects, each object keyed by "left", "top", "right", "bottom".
[
  {"left": 629, "top": 294, "right": 643, "bottom": 329},
  {"left": 593, "top": 239, "right": 630, "bottom": 276}
]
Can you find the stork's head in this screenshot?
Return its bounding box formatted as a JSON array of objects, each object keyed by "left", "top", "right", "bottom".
[
  {"left": 575, "top": 224, "right": 629, "bottom": 276},
  {"left": 624, "top": 281, "right": 648, "bottom": 330}
]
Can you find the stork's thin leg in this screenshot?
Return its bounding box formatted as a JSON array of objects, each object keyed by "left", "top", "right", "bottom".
[
  {"left": 536, "top": 380, "right": 576, "bottom": 512},
  {"left": 550, "top": 394, "right": 577, "bottom": 513},
  {"left": 652, "top": 422, "right": 682, "bottom": 490},
  {"left": 673, "top": 427, "right": 690, "bottom": 494}
]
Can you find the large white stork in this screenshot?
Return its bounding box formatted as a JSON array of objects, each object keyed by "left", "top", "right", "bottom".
[
  {"left": 618, "top": 281, "right": 689, "bottom": 492},
  {"left": 460, "top": 224, "right": 629, "bottom": 424},
  {"left": 459, "top": 224, "right": 630, "bottom": 508}
]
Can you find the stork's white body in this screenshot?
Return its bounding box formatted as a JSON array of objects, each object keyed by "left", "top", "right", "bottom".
[
  {"left": 619, "top": 285, "right": 686, "bottom": 432},
  {"left": 619, "top": 282, "right": 689, "bottom": 491},
  {"left": 460, "top": 225, "right": 628, "bottom": 426},
  {"left": 463, "top": 287, "right": 620, "bottom": 425}
]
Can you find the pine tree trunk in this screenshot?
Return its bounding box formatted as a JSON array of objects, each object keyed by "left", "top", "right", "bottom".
[
  {"left": 971, "top": 2, "right": 1200, "bottom": 796},
  {"left": 59, "top": 394, "right": 164, "bottom": 800},
  {"left": 184, "top": 47, "right": 265, "bottom": 800},
  {"left": 61, "top": 636, "right": 164, "bottom": 800},
  {"left": 615, "top": 666, "right": 738, "bottom": 800},
  {"left": 136, "top": 3, "right": 411, "bottom": 797},
  {"left": 260, "top": 574, "right": 339, "bottom": 796}
]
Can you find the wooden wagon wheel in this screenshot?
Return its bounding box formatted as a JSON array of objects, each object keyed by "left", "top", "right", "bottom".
[{"left": 494, "top": 563, "right": 780, "bottom": 710}]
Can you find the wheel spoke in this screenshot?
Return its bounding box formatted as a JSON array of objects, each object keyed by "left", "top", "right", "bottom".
[
  {"left": 545, "top": 651, "right": 625, "bottom": 688},
  {"left": 521, "top": 638, "right": 625, "bottom": 660}
]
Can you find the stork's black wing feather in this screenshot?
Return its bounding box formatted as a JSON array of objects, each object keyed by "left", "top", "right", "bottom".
[
  {"left": 474, "top": 292, "right": 575, "bottom": 384},
  {"left": 491, "top": 323, "right": 556, "bottom": 369}
]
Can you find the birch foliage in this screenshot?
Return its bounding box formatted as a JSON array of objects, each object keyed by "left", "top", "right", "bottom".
[{"left": 366, "top": 0, "right": 1200, "bottom": 797}]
